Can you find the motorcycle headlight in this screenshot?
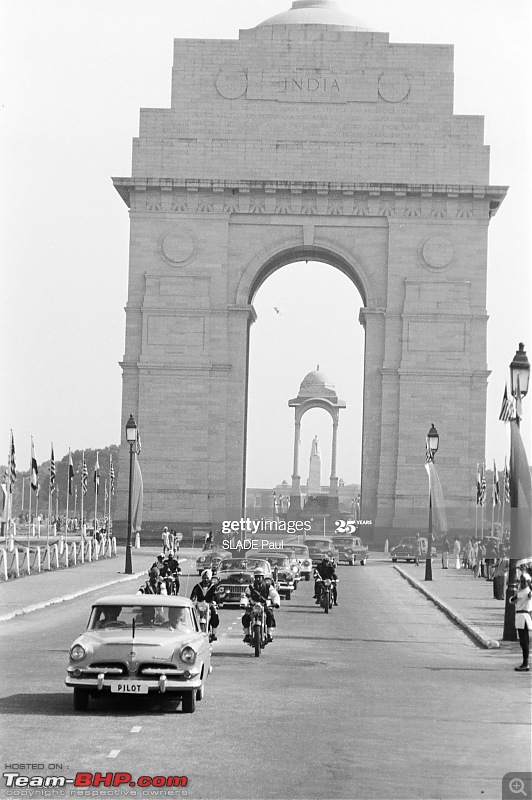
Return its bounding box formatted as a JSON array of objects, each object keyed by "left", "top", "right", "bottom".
[
  {"left": 70, "top": 644, "right": 86, "bottom": 662},
  {"left": 198, "top": 556, "right": 205, "bottom": 563},
  {"left": 180, "top": 646, "right": 197, "bottom": 665},
  {"left": 216, "top": 586, "right": 226, "bottom": 597}
]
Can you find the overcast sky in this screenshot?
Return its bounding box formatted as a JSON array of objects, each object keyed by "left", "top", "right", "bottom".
[{"left": 1, "top": 0, "right": 530, "bottom": 489}]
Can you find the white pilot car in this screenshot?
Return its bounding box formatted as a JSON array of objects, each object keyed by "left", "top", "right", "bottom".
[{"left": 65, "top": 595, "right": 211, "bottom": 714}]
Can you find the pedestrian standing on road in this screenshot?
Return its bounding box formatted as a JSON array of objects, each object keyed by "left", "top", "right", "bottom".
[
  {"left": 471, "top": 539, "right": 478, "bottom": 575},
  {"left": 162, "top": 526, "right": 170, "bottom": 554},
  {"left": 477, "top": 540, "right": 486, "bottom": 577},
  {"left": 441, "top": 536, "right": 450, "bottom": 569},
  {"left": 414, "top": 533, "right": 423, "bottom": 566},
  {"left": 510, "top": 573, "right": 532, "bottom": 672},
  {"left": 453, "top": 537, "right": 461, "bottom": 569}
]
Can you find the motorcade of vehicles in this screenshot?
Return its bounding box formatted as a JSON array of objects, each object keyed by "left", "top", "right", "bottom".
[
  {"left": 390, "top": 537, "right": 435, "bottom": 562},
  {"left": 278, "top": 548, "right": 302, "bottom": 584},
  {"left": 331, "top": 536, "right": 369, "bottom": 566},
  {"left": 239, "top": 595, "right": 269, "bottom": 657},
  {"left": 287, "top": 543, "right": 313, "bottom": 580},
  {"left": 304, "top": 537, "right": 340, "bottom": 566},
  {"left": 214, "top": 558, "right": 274, "bottom": 606},
  {"left": 254, "top": 551, "right": 297, "bottom": 599},
  {"left": 195, "top": 546, "right": 229, "bottom": 575},
  {"left": 315, "top": 577, "right": 337, "bottom": 614},
  {"left": 65, "top": 595, "right": 211, "bottom": 714}
]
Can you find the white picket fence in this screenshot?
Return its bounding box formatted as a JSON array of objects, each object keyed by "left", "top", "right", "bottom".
[{"left": 0, "top": 536, "right": 117, "bottom": 581}]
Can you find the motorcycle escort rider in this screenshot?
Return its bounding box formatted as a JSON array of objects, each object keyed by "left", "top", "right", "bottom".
[
  {"left": 314, "top": 555, "right": 338, "bottom": 606},
  {"left": 241, "top": 567, "right": 280, "bottom": 644},
  {"left": 190, "top": 568, "right": 220, "bottom": 641},
  {"left": 163, "top": 550, "right": 182, "bottom": 595},
  {"left": 138, "top": 566, "right": 167, "bottom": 595}
]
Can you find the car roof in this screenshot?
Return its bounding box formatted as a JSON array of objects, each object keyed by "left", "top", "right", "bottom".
[{"left": 92, "top": 595, "right": 195, "bottom": 608}]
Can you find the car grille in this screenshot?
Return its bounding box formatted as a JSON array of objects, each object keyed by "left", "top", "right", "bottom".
[
  {"left": 137, "top": 662, "right": 179, "bottom": 676},
  {"left": 219, "top": 585, "right": 247, "bottom": 602},
  {"left": 89, "top": 662, "right": 128, "bottom": 676}
]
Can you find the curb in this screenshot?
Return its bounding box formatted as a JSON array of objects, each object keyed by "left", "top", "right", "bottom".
[{"left": 393, "top": 565, "right": 500, "bottom": 649}]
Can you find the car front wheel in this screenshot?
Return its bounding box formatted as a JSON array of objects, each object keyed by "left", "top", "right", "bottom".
[
  {"left": 181, "top": 691, "right": 196, "bottom": 713},
  {"left": 73, "top": 688, "right": 89, "bottom": 712}
]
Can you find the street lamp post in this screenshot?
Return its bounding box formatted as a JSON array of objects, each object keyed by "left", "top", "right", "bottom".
[
  {"left": 503, "top": 343, "right": 530, "bottom": 641},
  {"left": 125, "top": 414, "right": 138, "bottom": 575},
  {"left": 425, "top": 423, "right": 439, "bottom": 581}
]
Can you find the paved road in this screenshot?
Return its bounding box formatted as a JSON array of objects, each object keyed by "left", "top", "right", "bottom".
[{"left": 0, "top": 557, "right": 529, "bottom": 800}]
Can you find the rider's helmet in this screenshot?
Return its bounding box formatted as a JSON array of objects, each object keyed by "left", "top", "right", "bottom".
[
  {"left": 149, "top": 566, "right": 160, "bottom": 581},
  {"left": 322, "top": 554, "right": 330, "bottom": 562},
  {"left": 254, "top": 567, "right": 265, "bottom": 577},
  {"left": 201, "top": 569, "right": 213, "bottom": 581}
]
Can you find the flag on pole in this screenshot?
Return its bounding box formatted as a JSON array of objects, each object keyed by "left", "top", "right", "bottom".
[
  {"left": 492, "top": 459, "right": 500, "bottom": 507},
  {"left": 109, "top": 456, "right": 115, "bottom": 495},
  {"left": 68, "top": 451, "right": 74, "bottom": 496},
  {"left": 509, "top": 418, "right": 532, "bottom": 562},
  {"left": 476, "top": 464, "right": 483, "bottom": 506},
  {"left": 94, "top": 452, "right": 100, "bottom": 490},
  {"left": 50, "top": 444, "right": 56, "bottom": 495},
  {"left": 504, "top": 457, "right": 511, "bottom": 503},
  {"left": 136, "top": 431, "right": 142, "bottom": 456},
  {"left": 498, "top": 384, "right": 514, "bottom": 423},
  {"left": 515, "top": 375, "right": 523, "bottom": 422},
  {"left": 8, "top": 431, "right": 16, "bottom": 492},
  {"left": 81, "top": 452, "right": 88, "bottom": 496},
  {"left": 104, "top": 479, "right": 108, "bottom": 505},
  {"left": 30, "top": 437, "right": 39, "bottom": 493},
  {"left": 480, "top": 463, "right": 487, "bottom": 506},
  {"left": 425, "top": 437, "right": 434, "bottom": 463},
  {"left": 425, "top": 461, "right": 448, "bottom": 534},
  {"left": 132, "top": 452, "right": 143, "bottom": 533}
]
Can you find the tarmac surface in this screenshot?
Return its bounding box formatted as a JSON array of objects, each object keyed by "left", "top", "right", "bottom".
[{"left": 0, "top": 547, "right": 521, "bottom": 655}]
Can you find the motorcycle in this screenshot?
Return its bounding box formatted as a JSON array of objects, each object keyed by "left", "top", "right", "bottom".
[
  {"left": 240, "top": 595, "right": 268, "bottom": 657},
  {"left": 163, "top": 572, "right": 181, "bottom": 596},
  {"left": 196, "top": 599, "right": 217, "bottom": 643},
  {"left": 315, "top": 577, "right": 337, "bottom": 614}
]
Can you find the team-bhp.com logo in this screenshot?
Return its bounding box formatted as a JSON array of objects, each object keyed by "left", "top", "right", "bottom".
[{"left": 3, "top": 771, "right": 188, "bottom": 790}]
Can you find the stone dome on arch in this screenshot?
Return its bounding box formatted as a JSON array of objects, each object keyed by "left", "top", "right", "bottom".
[
  {"left": 298, "top": 366, "right": 338, "bottom": 400},
  {"left": 255, "top": 0, "right": 372, "bottom": 31}
]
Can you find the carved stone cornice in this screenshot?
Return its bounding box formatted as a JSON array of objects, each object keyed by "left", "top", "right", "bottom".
[{"left": 112, "top": 178, "right": 508, "bottom": 220}]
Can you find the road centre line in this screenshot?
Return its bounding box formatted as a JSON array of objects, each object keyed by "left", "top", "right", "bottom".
[
  {"left": 130, "top": 726, "right": 142, "bottom": 733},
  {"left": 107, "top": 750, "right": 120, "bottom": 758}
]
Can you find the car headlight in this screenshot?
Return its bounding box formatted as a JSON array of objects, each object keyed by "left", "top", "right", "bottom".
[
  {"left": 198, "top": 557, "right": 205, "bottom": 563},
  {"left": 70, "top": 644, "right": 86, "bottom": 662},
  {"left": 180, "top": 646, "right": 197, "bottom": 665}
]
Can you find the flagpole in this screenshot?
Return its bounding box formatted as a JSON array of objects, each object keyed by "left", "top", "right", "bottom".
[
  {"left": 28, "top": 438, "right": 32, "bottom": 547},
  {"left": 65, "top": 448, "right": 70, "bottom": 545},
  {"left": 475, "top": 463, "right": 478, "bottom": 539},
  {"left": 48, "top": 443, "right": 52, "bottom": 541},
  {"left": 80, "top": 452, "right": 84, "bottom": 540},
  {"left": 480, "top": 462, "right": 485, "bottom": 539},
  {"left": 94, "top": 453, "right": 99, "bottom": 538}
]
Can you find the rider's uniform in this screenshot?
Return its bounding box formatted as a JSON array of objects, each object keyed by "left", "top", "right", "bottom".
[
  {"left": 314, "top": 562, "right": 338, "bottom": 603},
  {"left": 242, "top": 580, "right": 280, "bottom": 630},
  {"left": 190, "top": 581, "right": 220, "bottom": 629}
]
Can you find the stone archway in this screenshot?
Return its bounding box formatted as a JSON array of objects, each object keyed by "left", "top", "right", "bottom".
[{"left": 113, "top": 0, "right": 506, "bottom": 541}]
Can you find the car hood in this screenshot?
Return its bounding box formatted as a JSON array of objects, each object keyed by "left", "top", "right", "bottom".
[
  {"left": 218, "top": 572, "right": 253, "bottom": 584},
  {"left": 71, "top": 629, "right": 203, "bottom": 662}
]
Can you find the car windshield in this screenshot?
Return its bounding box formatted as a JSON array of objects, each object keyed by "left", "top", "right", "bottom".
[
  {"left": 307, "top": 540, "right": 333, "bottom": 548},
  {"left": 88, "top": 604, "right": 195, "bottom": 632},
  {"left": 218, "top": 559, "right": 270, "bottom": 574},
  {"left": 262, "top": 556, "right": 290, "bottom": 568},
  {"left": 290, "top": 546, "right": 310, "bottom": 557},
  {"left": 398, "top": 538, "right": 416, "bottom": 545},
  {"left": 333, "top": 538, "right": 355, "bottom": 545}
]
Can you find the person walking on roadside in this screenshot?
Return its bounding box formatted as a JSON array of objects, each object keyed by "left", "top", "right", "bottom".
[
  {"left": 452, "top": 537, "right": 461, "bottom": 569},
  {"left": 510, "top": 573, "right": 532, "bottom": 672},
  {"left": 441, "top": 536, "right": 450, "bottom": 569},
  {"left": 477, "top": 539, "right": 486, "bottom": 577},
  {"left": 161, "top": 526, "right": 170, "bottom": 554},
  {"left": 414, "top": 533, "right": 423, "bottom": 566}
]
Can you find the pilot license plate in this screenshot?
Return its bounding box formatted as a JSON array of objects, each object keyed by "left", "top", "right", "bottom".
[{"left": 111, "top": 682, "right": 148, "bottom": 694}]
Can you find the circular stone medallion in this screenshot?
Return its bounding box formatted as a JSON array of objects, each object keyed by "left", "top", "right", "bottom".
[
  {"left": 420, "top": 235, "right": 454, "bottom": 270},
  {"left": 215, "top": 67, "right": 247, "bottom": 99},
  {"left": 378, "top": 72, "right": 410, "bottom": 103},
  {"left": 160, "top": 231, "right": 195, "bottom": 265}
]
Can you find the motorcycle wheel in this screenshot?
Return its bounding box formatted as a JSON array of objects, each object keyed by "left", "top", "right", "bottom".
[
  {"left": 305, "top": 574, "right": 310, "bottom": 581},
  {"left": 253, "top": 628, "right": 261, "bottom": 658},
  {"left": 324, "top": 593, "right": 329, "bottom": 614}
]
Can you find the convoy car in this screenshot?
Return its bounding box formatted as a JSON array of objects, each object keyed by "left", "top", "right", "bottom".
[
  {"left": 288, "top": 543, "right": 313, "bottom": 580},
  {"left": 65, "top": 595, "right": 211, "bottom": 714},
  {"left": 331, "top": 536, "right": 369, "bottom": 565},
  {"left": 304, "top": 537, "right": 340, "bottom": 566},
  {"left": 195, "top": 546, "right": 229, "bottom": 575},
  {"left": 214, "top": 558, "right": 274, "bottom": 606},
  {"left": 255, "top": 552, "right": 298, "bottom": 599},
  {"left": 390, "top": 537, "right": 435, "bottom": 562}
]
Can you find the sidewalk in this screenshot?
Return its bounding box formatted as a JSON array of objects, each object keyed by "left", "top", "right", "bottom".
[
  {"left": 393, "top": 559, "right": 515, "bottom": 650},
  {"left": 0, "top": 547, "right": 194, "bottom": 622}
]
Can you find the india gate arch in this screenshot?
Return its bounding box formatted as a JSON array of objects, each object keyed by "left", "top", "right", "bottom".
[{"left": 112, "top": 0, "right": 507, "bottom": 543}]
